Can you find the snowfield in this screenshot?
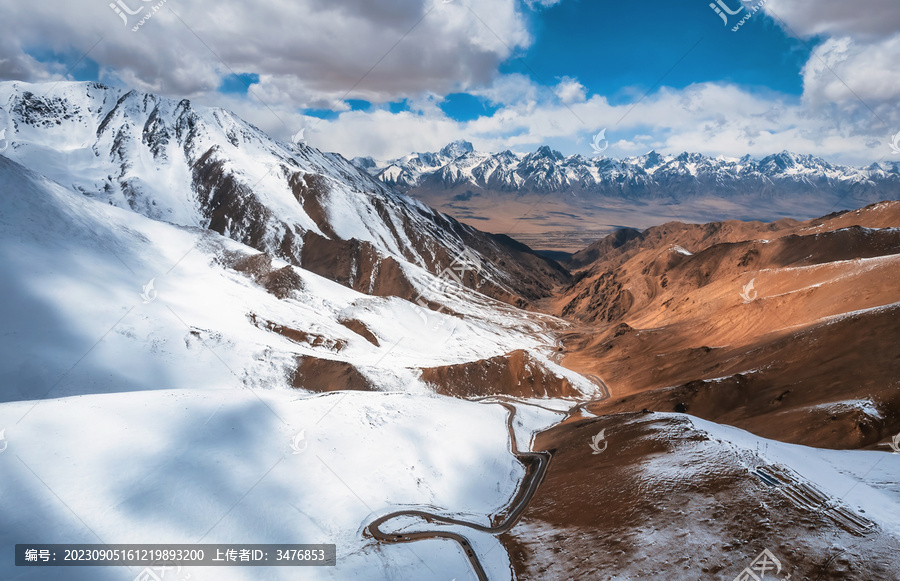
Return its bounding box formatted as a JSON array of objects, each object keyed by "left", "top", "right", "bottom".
[{"left": 0, "top": 389, "right": 528, "bottom": 580}]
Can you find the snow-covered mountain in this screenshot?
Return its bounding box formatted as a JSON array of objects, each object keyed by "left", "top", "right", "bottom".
[
  {"left": 1, "top": 153, "right": 599, "bottom": 403},
  {"left": 0, "top": 82, "right": 605, "bottom": 581},
  {"left": 0, "top": 81, "right": 599, "bottom": 406},
  {"left": 0, "top": 82, "right": 568, "bottom": 304},
  {"left": 355, "top": 140, "right": 900, "bottom": 202},
  {"left": 2, "top": 82, "right": 900, "bottom": 581}
]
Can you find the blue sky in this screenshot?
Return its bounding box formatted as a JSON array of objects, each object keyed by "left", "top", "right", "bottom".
[
  {"left": 1, "top": 0, "right": 897, "bottom": 163},
  {"left": 518, "top": 0, "right": 811, "bottom": 100},
  {"left": 294, "top": 1, "right": 811, "bottom": 128}
]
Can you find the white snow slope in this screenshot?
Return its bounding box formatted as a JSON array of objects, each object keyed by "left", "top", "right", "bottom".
[
  {"left": 0, "top": 80, "right": 551, "bottom": 300},
  {"left": 0, "top": 389, "right": 528, "bottom": 581},
  {"left": 0, "top": 143, "right": 588, "bottom": 580}
]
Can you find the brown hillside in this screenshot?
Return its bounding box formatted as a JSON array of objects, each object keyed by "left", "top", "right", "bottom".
[{"left": 546, "top": 201, "right": 900, "bottom": 449}]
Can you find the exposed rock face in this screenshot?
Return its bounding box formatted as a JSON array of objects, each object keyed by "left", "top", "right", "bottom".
[
  {"left": 338, "top": 319, "right": 380, "bottom": 347},
  {"left": 419, "top": 350, "right": 582, "bottom": 399},
  {"left": 231, "top": 252, "right": 305, "bottom": 299},
  {"left": 293, "top": 356, "right": 372, "bottom": 392}
]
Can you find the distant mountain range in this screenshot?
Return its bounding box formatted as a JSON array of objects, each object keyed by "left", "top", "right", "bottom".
[
  {"left": 353, "top": 140, "right": 900, "bottom": 200},
  {"left": 352, "top": 141, "right": 900, "bottom": 252}
]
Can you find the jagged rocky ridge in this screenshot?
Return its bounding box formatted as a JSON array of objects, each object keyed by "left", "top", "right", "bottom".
[{"left": 0, "top": 82, "right": 568, "bottom": 306}]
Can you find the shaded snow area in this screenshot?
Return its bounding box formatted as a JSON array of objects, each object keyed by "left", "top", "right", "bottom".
[{"left": 0, "top": 390, "right": 529, "bottom": 580}]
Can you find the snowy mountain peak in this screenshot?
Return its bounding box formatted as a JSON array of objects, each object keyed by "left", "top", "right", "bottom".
[
  {"left": 529, "top": 145, "right": 564, "bottom": 161},
  {"left": 642, "top": 150, "right": 665, "bottom": 168},
  {"left": 439, "top": 139, "right": 475, "bottom": 159}
]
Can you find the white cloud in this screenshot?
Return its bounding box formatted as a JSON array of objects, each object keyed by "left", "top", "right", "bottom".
[
  {"left": 764, "top": 0, "right": 900, "bottom": 39},
  {"left": 553, "top": 76, "right": 587, "bottom": 104},
  {"left": 293, "top": 78, "right": 893, "bottom": 165},
  {"left": 185, "top": 0, "right": 900, "bottom": 166},
  {"left": 0, "top": 0, "right": 533, "bottom": 102},
  {"left": 765, "top": 0, "right": 900, "bottom": 133},
  {"left": 523, "top": 0, "right": 564, "bottom": 8},
  {"left": 799, "top": 36, "right": 900, "bottom": 110}
]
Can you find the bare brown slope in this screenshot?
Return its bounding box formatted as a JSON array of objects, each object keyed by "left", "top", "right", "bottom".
[
  {"left": 579, "top": 305, "right": 900, "bottom": 448},
  {"left": 419, "top": 350, "right": 582, "bottom": 399},
  {"left": 565, "top": 226, "right": 641, "bottom": 270},
  {"left": 288, "top": 168, "right": 571, "bottom": 305},
  {"left": 548, "top": 200, "right": 900, "bottom": 449},
  {"left": 560, "top": 215, "right": 799, "bottom": 278},
  {"left": 292, "top": 356, "right": 372, "bottom": 392},
  {"left": 502, "top": 413, "right": 898, "bottom": 580},
  {"left": 562, "top": 200, "right": 900, "bottom": 279}
]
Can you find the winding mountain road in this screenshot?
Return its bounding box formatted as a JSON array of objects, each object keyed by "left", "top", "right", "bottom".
[
  {"left": 364, "top": 402, "right": 550, "bottom": 580},
  {"left": 364, "top": 373, "right": 611, "bottom": 580}
]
